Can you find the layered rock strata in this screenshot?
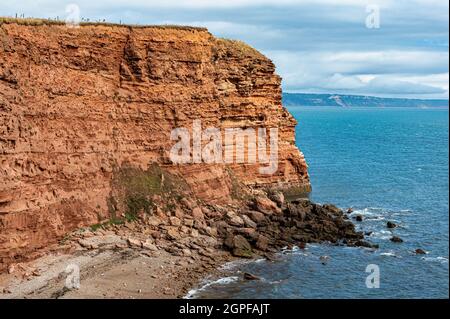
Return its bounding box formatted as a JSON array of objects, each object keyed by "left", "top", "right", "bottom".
[{"left": 0, "top": 21, "right": 309, "bottom": 269}]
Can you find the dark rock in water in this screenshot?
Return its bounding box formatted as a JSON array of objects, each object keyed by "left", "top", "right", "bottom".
[
  {"left": 263, "top": 252, "right": 277, "bottom": 261},
  {"left": 227, "top": 198, "right": 376, "bottom": 257},
  {"left": 354, "top": 215, "right": 363, "bottom": 222},
  {"left": 355, "top": 240, "right": 379, "bottom": 249},
  {"left": 387, "top": 221, "right": 397, "bottom": 229},
  {"left": 390, "top": 236, "right": 403, "bottom": 243},
  {"left": 243, "top": 272, "right": 260, "bottom": 281},
  {"left": 347, "top": 208, "right": 353, "bottom": 214},
  {"left": 415, "top": 248, "right": 426, "bottom": 255},
  {"left": 365, "top": 231, "right": 373, "bottom": 236}
]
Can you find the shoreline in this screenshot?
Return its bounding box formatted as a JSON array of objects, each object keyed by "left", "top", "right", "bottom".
[
  {"left": 0, "top": 191, "right": 375, "bottom": 299},
  {"left": 0, "top": 236, "right": 235, "bottom": 299}
]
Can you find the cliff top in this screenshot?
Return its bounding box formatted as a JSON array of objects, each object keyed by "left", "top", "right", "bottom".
[
  {"left": 1, "top": 17, "right": 266, "bottom": 60},
  {"left": 0, "top": 17, "right": 208, "bottom": 32}
]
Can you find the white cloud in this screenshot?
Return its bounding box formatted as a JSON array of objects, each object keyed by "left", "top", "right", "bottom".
[
  {"left": 0, "top": 0, "right": 448, "bottom": 98},
  {"left": 267, "top": 50, "right": 449, "bottom": 98}
]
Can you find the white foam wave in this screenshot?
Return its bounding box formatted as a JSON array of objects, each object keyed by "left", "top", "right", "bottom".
[
  {"left": 184, "top": 276, "right": 239, "bottom": 299},
  {"left": 369, "top": 230, "right": 393, "bottom": 240},
  {"left": 379, "top": 250, "right": 397, "bottom": 257},
  {"left": 219, "top": 258, "right": 258, "bottom": 271},
  {"left": 280, "top": 245, "right": 309, "bottom": 256},
  {"left": 364, "top": 216, "right": 386, "bottom": 222}
]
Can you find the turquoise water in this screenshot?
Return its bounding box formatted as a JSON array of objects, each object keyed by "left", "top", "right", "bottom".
[{"left": 192, "top": 107, "right": 449, "bottom": 299}]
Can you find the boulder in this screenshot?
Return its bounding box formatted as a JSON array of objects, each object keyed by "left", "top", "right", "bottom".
[
  {"left": 149, "top": 230, "right": 161, "bottom": 240},
  {"left": 243, "top": 272, "right": 260, "bottom": 280},
  {"left": 255, "top": 235, "right": 269, "bottom": 251},
  {"left": 184, "top": 218, "right": 194, "bottom": 227},
  {"left": 174, "top": 207, "right": 184, "bottom": 219},
  {"left": 126, "top": 238, "right": 142, "bottom": 248},
  {"left": 7, "top": 264, "right": 15, "bottom": 274},
  {"left": 242, "top": 215, "right": 257, "bottom": 229},
  {"left": 169, "top": 216, "right": 181, "bottom": 226},
  {"left": 268, "top": 191, "right": 284, "bottom": 207},
  {"left": 237, "top": 228, "right": 258, "bottom": 240},
  {"left": 355, "top": 240, "right": 379, "bottom": 249},
  {"left": 247, "top": 211, "right": 268, "bottom": 226},
  {"left": 142, "top": 240, "right": 158, "bottom": 251},
  {"left": 190, "top": 229, "right": 199, "bottom": 238},
  {"left": 78, "top": 238, "right": 99, "bottom": 250},
  {"left": 224, "top": 235, "right": 252, "bottom": 258},
  {"left": 322, "top": 204, "right": 342, "bottom": 215},
  {"left": 354, "top": 215, "right": 363, "bottom": 222},
  {"left": 229, "top": 215, "right": 245, "bottom": 227},
  {"left": 180, "top": 225, "right": 189, "bottom": 234},
  {"left": 191, "top": 207, "right": 204, "bottom": 220},
  {"left": 147, "top": 216, "right": 162, "bottom": 227},
  {"left": 180, "top": 197, "right": 196, "bottom": 210},
  {"left": 201, "top": 206, "right": 213, "bottom": 217},
  {"left": 201, "top": 226, "right": 218, "bottom": 237},
  {"left": 167, "top": 228, "right": 181, "bottom": 240},
  {"left": 415, "top": 248, "right": 426, "bottom": 255},
  {"left": 386, "top": 221, "right": 397, "bottom": 229},
  {"left": 226, "top": 211, "right": 237, "bottom": 218},
  {"left": 155, "top": 206, "right": 168, "bottom": 220},
  {"left": 253, "top": 197, "right": 281, "bottom": 215},
  {"left": 390, "top": 236, "right": 403, "bottom": 243},
  {"left": 286, "top": 203, "right": 306, "bottom": 221},
  {"left": 215, "top": 220, "right": 232, "bottom": 237},
  {"left": 182, "top": 248, "right": 192, "bottom": 257}
]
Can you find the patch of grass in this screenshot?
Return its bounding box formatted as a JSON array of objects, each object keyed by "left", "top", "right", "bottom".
[
  {"left": 109, "top": 217, "right": 125, "bottom": 226},
  {"left": 126, "top": 194, "right": 154, "bottom": 216},
  {"left": 124, "top": 212, "right": 138, "bottom": 223},
  {"left": 90, "top": 223, "right": 103, "bottom": 232},
  {"left": 89, "top": 217, "right": 124, "bottom": 232},
  {"left": 108, "top": 163, "right": 188, "bottom": 221}
]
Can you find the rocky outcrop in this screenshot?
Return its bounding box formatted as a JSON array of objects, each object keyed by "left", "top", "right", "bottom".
[{"left": 0, "top": 21, "right": 309, "bottom": 270}]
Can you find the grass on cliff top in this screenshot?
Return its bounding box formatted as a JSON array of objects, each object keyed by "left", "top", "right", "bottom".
[
  {"left": 217, "top": 38, "right": 266, "bottom": 59},
  {"left": 0, "top": 17, "right": 207, "bottom": 31}
]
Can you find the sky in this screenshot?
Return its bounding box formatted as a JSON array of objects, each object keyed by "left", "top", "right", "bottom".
[{"left": 1, "top": 0, "right": 449, "bottom": 99}]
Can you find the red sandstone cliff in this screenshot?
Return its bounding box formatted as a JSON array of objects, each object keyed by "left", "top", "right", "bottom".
[{"left": 0, "top": 21, "right": 309, "bottom": 269}]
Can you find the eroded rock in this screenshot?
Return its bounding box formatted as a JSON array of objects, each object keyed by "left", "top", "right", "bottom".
[{"left": 225, "top": 235, "right": 253, "bottom": 258}]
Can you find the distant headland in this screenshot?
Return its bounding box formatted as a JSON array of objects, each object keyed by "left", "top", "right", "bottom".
[{"left": 283, "top": 93, "right": 449, "bottom": 108}]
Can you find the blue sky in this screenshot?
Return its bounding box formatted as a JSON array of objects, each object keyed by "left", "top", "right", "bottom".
[{"left": 1, "top": 0, "right": 448, "bottom": 99}]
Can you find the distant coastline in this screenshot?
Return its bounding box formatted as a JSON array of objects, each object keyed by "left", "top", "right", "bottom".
[{"left": 283, "top": 93, "right": 449, "bottom": 108}]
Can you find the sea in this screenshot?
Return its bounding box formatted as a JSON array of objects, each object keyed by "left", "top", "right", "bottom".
[{"left": 187, "top": 106, "right": 449, "bottom": 299}]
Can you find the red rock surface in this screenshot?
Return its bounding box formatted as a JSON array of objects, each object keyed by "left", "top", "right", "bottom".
[{"left": 0, "top": 22, "right": 309, "bottom": 269}]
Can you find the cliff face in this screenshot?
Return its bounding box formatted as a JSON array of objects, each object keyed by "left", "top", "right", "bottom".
[{"left": 0, "top": 22, "right": 309, "bottom": 268}]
